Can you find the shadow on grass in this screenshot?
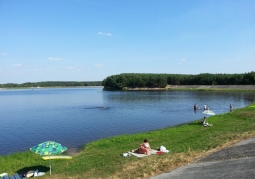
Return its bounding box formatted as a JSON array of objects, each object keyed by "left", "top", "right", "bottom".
[
  {"left": 188, "top": 122, "right": 202, "bottom": 126},
  {"left": 16, "top": 165, "right": 49, "bottom": 175}
]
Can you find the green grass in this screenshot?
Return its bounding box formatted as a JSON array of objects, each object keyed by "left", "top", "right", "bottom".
[{"left": 1, "top": 103, "right": 255, "bottom": 179}]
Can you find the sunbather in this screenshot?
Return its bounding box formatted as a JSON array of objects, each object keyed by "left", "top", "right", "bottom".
[
  {"left": 138, "top": 139, "right": 151, "bottom": 155},
  {"left": 203, "top": 118, "right": 212, "bottom": 127},
  {"left": 198, "top": 117, "right": 207, "bottom": 125}
]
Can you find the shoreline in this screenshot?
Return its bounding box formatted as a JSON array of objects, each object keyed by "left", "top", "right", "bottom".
[
  {"left": 1, "top": 85, "right": 255, "bottom": 91},
  {"left": 168, "top": 85, "right": 255, "bottom": 90},
  {"left": 0, "top": 86, "right": 103, "bottom": 90},
  {"left": 125, "top": 85, "right": 255, "bottom": 91}
]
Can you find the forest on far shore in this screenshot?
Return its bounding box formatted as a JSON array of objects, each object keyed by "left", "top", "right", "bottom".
[
  {"left": 102, "top": 72, "right": 255, "bottom": 90},
  {"left": 0, "top": 81, "right": 102, "bottom": 88},
  {"left": 1, "top": 72, "right": 254, "bottom": 89}
]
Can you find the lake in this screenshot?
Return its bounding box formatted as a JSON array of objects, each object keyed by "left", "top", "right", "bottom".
[{"left": 0, "top": 87, "right": 255, "bottom": 156}]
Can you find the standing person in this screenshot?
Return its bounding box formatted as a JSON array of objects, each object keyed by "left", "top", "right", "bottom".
[
  {"left": 230, "top": 104, "right": 233, "bottom": 110},
  {"left": 138, "top": 139, "right": 151, "bottom": 155},
  {"left": 204, "top": 104, "right": 207, "bottom": 110},
  {"left": 194, "top": 104, "right": 197, "bottom": 110}
]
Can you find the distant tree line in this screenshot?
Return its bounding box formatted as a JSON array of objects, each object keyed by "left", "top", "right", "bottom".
[
  {"left": 102, "top": 72, "right": 255, "bottom": 90},
  {"left": 0, "top": 81, "right": 102, "bottom": 88}
]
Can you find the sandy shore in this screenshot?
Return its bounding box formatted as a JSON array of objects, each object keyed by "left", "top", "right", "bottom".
[{"left": 168, "top": 85, "right": 255, "bottom": 90}]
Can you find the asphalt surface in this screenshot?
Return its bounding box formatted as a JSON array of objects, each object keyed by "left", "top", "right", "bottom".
[{"left": 150, "top": 137, "right": 255, "bottom": 179}]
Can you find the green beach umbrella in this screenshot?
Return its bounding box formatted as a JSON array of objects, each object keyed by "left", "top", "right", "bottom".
[{"left": 30, "top": 141, "right": 67, "bottom": 175}]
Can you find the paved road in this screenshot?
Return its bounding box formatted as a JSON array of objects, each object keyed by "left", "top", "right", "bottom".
[{"left": 150, "top": 137, "right": 255, "bottom": 179}]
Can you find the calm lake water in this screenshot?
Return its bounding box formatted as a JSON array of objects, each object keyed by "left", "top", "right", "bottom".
[{"left": 1, "top": 87, "right": 255, "bottom": 156}]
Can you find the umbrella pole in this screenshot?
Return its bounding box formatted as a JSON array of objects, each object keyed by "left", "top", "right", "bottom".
[{"left": 49, "top": 155, "right": 51, "bottom": 175}]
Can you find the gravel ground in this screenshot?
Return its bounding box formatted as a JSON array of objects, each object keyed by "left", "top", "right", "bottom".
[
  {"left": 197, "top": 142, "right": 255, "bottom": 162},
  {"left": 150, "top": 137, "right": 255, "bottom": 179}
]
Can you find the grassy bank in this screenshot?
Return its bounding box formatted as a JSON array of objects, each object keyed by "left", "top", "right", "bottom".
[{"left": 1, "top": 104, "right": 255, "bottom": 179}]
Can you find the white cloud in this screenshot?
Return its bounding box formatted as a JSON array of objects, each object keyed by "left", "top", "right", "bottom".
[
  {"left": 67, "top": 66, "right": 76, "bottom": 69},
  {"left": 48, "top": 57, "right": 62, "bottom": 61},
  {"left": 98, "top": 32, "right": 112, "bottom": 36},
  {"left": 33, "top": 68, "right": 43, "bottom": 71},
  {"left": 94, "top": 64, "right": 103, "bottom": 67},
  {"left": 1, "top": 52, "right": 8, "bottom": 56},
  {"left": 178, "top": 58, "right": 186, "bottom": 64},
  {"left": 11, "top": 64, "right": 21, "bottom": 67},
  {"left": 66, "top": 66, "right": 81, "bottom": 71}
]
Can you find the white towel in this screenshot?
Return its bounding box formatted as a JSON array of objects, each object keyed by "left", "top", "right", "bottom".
[{"left": 130, "top": 149, "right": 158, "bottom": 158}]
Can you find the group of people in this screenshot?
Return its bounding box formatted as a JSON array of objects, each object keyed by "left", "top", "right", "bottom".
[
  {"left": 137, "top": 104, "right": 234, "bottom": 154},
  {"left": 193, "top": 103, "right": 200, "bottom": 110},
  {"left": 193, "top": 104, "right": 210, "bottom": 110},
  {"left": 194, "top": 103, "right": 233, "bottom": 110},
  {"left": 203, "top": 104, "right": 209, "bottom": 110}
]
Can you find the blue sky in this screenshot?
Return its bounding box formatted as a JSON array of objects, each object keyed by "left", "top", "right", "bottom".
[{"left": 0, "top": 0, "right": 254, "bottom": 84}]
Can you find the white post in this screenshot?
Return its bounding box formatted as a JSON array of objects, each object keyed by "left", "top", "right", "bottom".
[{"left": 49, "top": 155, "right": 51, "bottom": 175}]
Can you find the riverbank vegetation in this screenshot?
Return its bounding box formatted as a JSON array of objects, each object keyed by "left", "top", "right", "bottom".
[
  {"left": 102, "top": 72, "right": 255, "bottom": 90},
  {"left": 1, "top": 72, "right": 254, "bottom": 90},
  {"left": 0, "top": 81, "right": 102, "bottom": 88},
  {"left": 1, "top": 103, "right": 255, "bottom": 179}
]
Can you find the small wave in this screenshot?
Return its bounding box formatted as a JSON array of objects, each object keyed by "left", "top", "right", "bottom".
[{"left": 84, "top": 106, "right": 109, "bottom": 110}]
